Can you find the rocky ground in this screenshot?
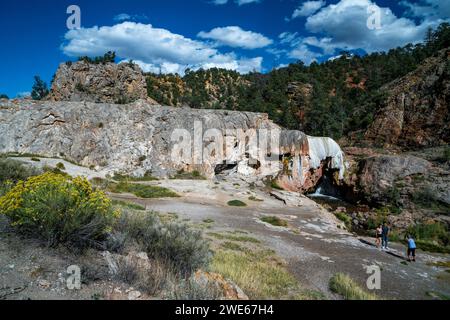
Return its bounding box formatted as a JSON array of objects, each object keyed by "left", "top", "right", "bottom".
[{"left": 1, "top": 157, "right": 449, "bottom": 300}]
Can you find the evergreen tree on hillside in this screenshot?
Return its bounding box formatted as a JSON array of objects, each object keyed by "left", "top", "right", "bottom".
[
  {"left": 143, "top": 23, "right": 450, "bottom": 139},
  {"left": 31, "top": 76, "right": 49, "bottom": 101},
  {"left": 0, "top": 94, "right": 8, "bottom": 99}
]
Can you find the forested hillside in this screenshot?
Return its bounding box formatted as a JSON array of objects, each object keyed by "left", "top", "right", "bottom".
[{"left": 145, "top": 23, "right": 450, "bottom": 140}]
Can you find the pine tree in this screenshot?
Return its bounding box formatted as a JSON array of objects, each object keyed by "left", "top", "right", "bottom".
[{"left": 31, "top": 76, "right": 49, "bottom": 101}]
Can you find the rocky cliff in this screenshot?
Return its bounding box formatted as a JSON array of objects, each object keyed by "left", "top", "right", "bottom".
[
  {"left": 365, "top": 48, "right": 450, "bottom": 149},
  {"left": 48, "top": 61, "right": 149, "bottom": 104},
  {"left": 0, "top": 99, "right": 345, "bottom": 192}
]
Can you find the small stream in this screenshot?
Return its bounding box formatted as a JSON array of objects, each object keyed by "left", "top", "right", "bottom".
[{"left": 306, "top": 172, "right": 368, "bottom": 224}]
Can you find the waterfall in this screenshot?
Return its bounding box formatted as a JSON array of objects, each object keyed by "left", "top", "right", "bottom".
[{"left": 307, "top": 136, "right": 345, "bottom": 179}]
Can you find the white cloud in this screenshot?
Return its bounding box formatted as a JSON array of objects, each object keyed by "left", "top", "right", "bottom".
[
  {"left": 236, "top": 0, "right": 261, "bottom": 5},
  {"left": 400, "top": 0, "right": 450, "bottom": 20},
  {"left": 292, "top": 1, "right": 326, "bottom": 19},
  {"left": 279, "top": 0, "right": 445, "bottom": 64},
  {"left": 288, "top": 44, "right": 320, "bottom": 65},
  {"left": 279, "top": 32, "right": 301, "bottom": 46},
  {"left": 198, "top": 26, "right": 272, "bottom": 49},
  {"left": 62, "top": 22, "right": 262, "bottom": 75},
  {"left": 211, "top": 0, "right": 261, "bottom": 5},
  {"left": 16, "top": 91, "right": 31, "bottom": 98},
  {"left": 114, "top": 14, "right": 132, "bottom": 22},
  {"left": 303, "top": 0, "right": 441, "bottom": 54},
  {"left": 211, "top": 0, "right": 228, "bottom": 4},
  {"left": 113, "top": 13, "right": 148, "bottom": 22}
]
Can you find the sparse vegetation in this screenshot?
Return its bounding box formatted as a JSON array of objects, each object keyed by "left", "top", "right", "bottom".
[
  {"left": 112, "top": 210, "right": 211, "bottom": 276},
  {"left": 171, "top": 170, "right": 206, "bottom": 180},
  {"left": 260, "top": 216, "right": 288, "bottom": 227},
  {"left": 406, "top": 222, "right": 450, "bottom": 254},
  {"left": 411, "top": 187, "right": 450, "bottom": 213},
  {"left": 221, "top": 241, "right": 245, "bottom": 252},
  {"left": 113, "top": 172, "right": 158, "bottom": 182},
  {"left": 0, "top": 158, "right": 40, "bottom": 184},
  {"left": 165, "top": 277, "right": 222, "bottom": 300},
  {"left": 426, "top": 291, "right": 450, "bottom": 300},
  {"left": 210, "top": 249, "right": 320, "bottom": 299},
  {"left": 248, "top": 196, "right": 264, "bottom": 202},
  {"left": 335, "top": 212, "right": 352, "bottom": 228},
  {"left": 111, "top": 199, "right": 146, "bottom": 211},
  {"left": 269, "top": 179, "right": 283, "bottom": 190},
  {"left": 227, "top": 200, "right": 247, "bottom": 207},
  {"left": 78, "top": 51, "right": 116, "bottom": 65},
  {"left": 436, "top": 147, "right": 450, "bottom": 163},
  {"left": 329, "top": 273, "right": 380, "bottom": 300},
  {"left": 110, "top": 182, "right": 179, "bottom": 199},
  {"left": 206, "top": 232, "right": 260, "bottom": 244}
]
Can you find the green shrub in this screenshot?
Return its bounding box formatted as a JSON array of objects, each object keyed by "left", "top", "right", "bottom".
[
  {"left": 329, "top": 273, "right": 379, "bottom": 300},
  {"left": 111, "top": 182, "right": 179, "bottom": 198},
  {"left": 31, "top": 157, "right": 41, "bottom": 162},
  {"left": 411, "top": 188, "right": 450, "bottom": 212},
  {"left": 0, "top": 158, "right": 40, "bottom": 183},
  {"left": 407, "top": 222, "right": 449, "bottom": 245},
  {"left": 227, "top": 200, "right": 247, "bottom": 207},
  {"left": 56, "top": 162, "right": 66, "bottom": 170},
  {"left": 171, "top": 170, "right": 206, "bottom": 180},
  {"left": 248, "top": 196, "right": 264, "bottom": 202},
  {"left": 165, "top": 277, "right": 222, "bottom": 300},
  {"left": 0, "top": 172, "right": 119, "bottom": 249},
  {"left": 113, "top": 172, "right": 158, "bottom": 182},
  {"left": 114, "top": 210, "right": 211, "bottom": 276},
  {"left": 260, "top": 216, "right": 288, "bottom": 227},
  {"left": 269, "top": 179, "right": 283, "bottom": 190},
  {"left": 111, "top": 199, "right": 145, "bottom": 211},
  {"left": 335, "top": 212, "right": 352, "bottom": 227}
]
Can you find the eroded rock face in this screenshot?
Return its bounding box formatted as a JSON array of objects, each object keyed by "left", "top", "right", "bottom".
[
  {"left": 0, "top": 99, "right": 345, "bottom": 192},
  {"left": 357, "top": 155, "right": 431, "bottom": 204},
  {"left": 365, "top": 48, "right": 450, "bottom": 149},
  {"left": 47, "top": 61, "right": 149, "bottom": 104}
]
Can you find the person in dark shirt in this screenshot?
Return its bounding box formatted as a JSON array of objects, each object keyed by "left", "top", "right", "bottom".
[{"left": 381, "top": 223, "right": 389, "bottom": 250}]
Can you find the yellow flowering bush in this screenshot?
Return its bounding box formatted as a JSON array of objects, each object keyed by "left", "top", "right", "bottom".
[{"left": 0, "top": 172, "right": 120, "bottom": 249}]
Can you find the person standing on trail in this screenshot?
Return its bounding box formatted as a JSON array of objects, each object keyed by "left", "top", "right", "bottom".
[
  {"left": 407, "top": 235, "right": 417, "bottom": 262},
  {"left": 376, "top": 224, "right": 383, "bottom": 249},
  {"left": 381, "top": 222, "right": 389, "bottom": 250}
]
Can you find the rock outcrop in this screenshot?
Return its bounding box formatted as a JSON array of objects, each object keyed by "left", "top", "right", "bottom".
[
  {"left": 0, "top": 99, "right": 345, "bottom": 192},
  {"left": 48, "top": 61, "right": 149, "bottom": 104},
  {"left": 356, "top": 155, "right": 432, "bottom": 204},
  {"left": 365, "top": 48, "right": 450, "bottom": 149}
]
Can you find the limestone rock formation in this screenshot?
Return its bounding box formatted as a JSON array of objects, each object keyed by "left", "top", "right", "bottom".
[
  {"left": 365, "top": 48, "right": 450, "bottom": 149},
  {"left": 47, "top": 61, "right": 149, "bottom": 104},
  {"left": 0, "top": 99, "right": 345, "bottom": 192}
]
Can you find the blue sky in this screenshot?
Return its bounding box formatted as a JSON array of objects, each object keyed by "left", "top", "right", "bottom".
[{"left": 0, "top": 0, "right": 448, "bottom": 98}]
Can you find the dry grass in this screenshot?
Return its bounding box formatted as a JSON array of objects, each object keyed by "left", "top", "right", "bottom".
[
  {"left": 210, "top": 249, "right": 322, "bottom": 300},
  {"left": 329, "top": 273, "right": 380, "bottom": 300},
  {"left": 260, "top": 216, "right": 288, "bottom": 227}
]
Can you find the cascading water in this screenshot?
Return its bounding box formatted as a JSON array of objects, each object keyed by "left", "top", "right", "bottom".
[{"left": 309, "top": 172, "right": 341, "bottom": 200}]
